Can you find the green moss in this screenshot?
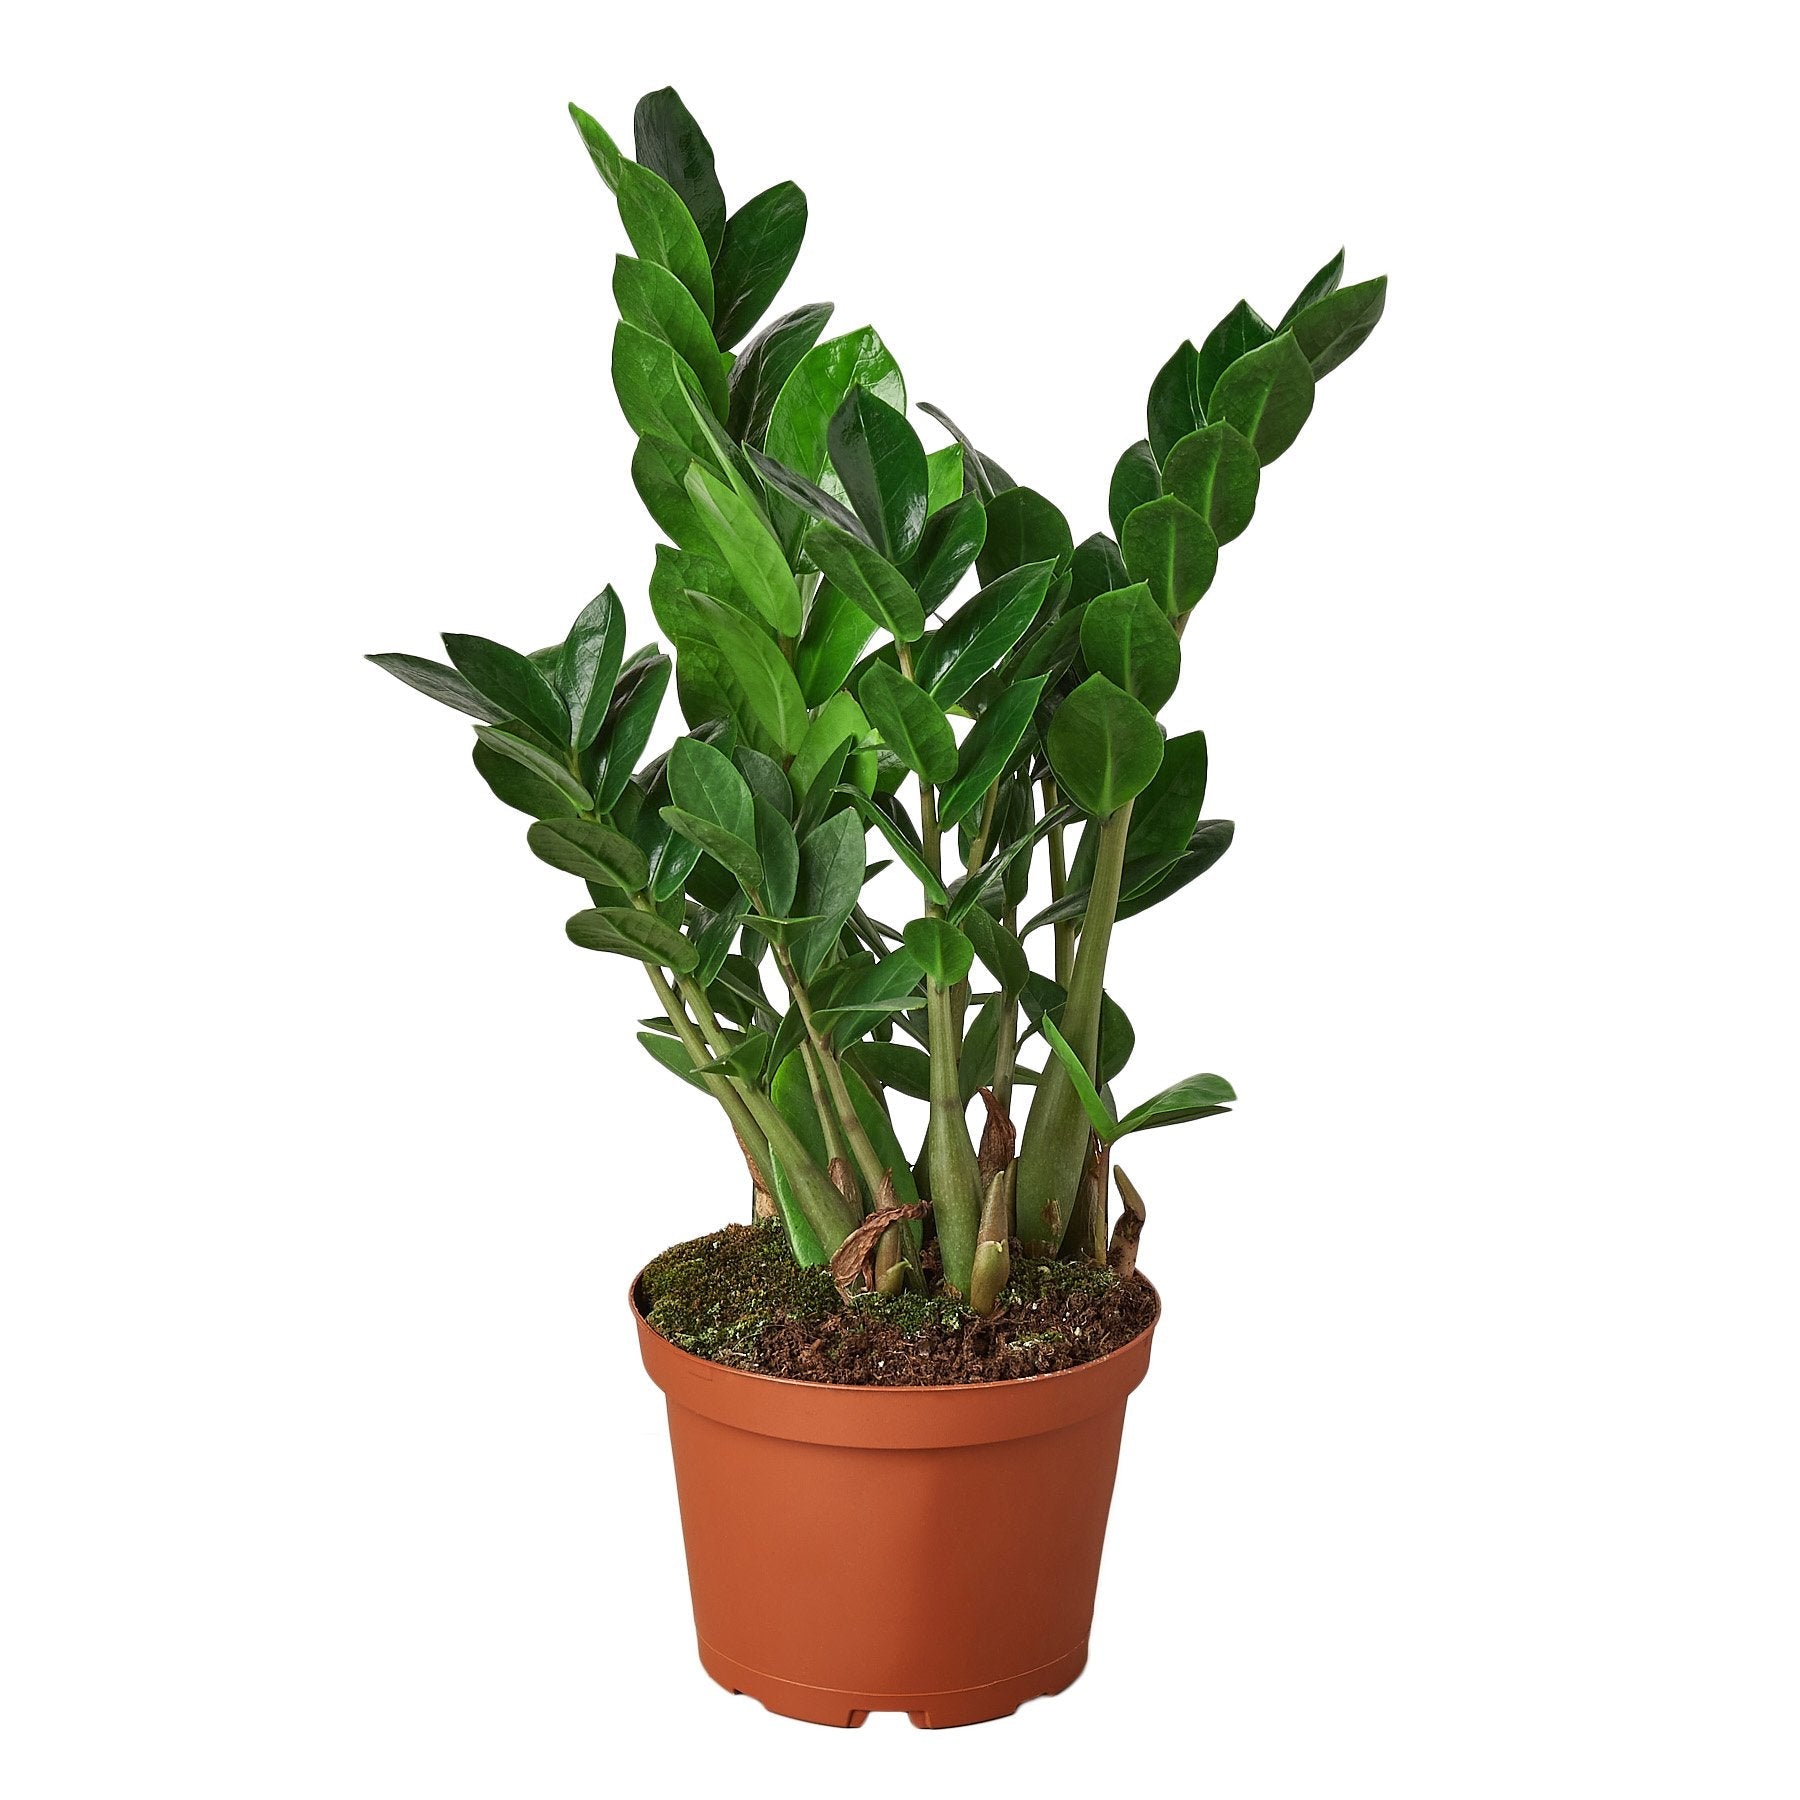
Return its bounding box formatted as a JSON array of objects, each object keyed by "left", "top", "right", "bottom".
[{"left": 640, "top": 1221, "right": 838, "bottom": 1364}]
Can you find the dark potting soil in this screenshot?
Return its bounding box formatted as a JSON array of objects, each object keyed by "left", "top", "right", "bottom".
[{"left": 637, "top": 1221, "right": 1157, "bottom": 1387}]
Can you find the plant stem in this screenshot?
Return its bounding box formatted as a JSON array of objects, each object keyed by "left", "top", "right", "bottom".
[
  {"left": 925, "top": 977, "right": 982, "bottom": 1295},
  {"left": 1043, "top": 777, "right": 1074, "bottom": 989},
  {"left": 992, "top": 900, "right": 1020, "bottom": 1115},
  {"left": 1014, "top": 797, "right": 1135, "bottom": 1251},
  {"left": 639, "top": 962, "right": 771, "bottom": 1181}
]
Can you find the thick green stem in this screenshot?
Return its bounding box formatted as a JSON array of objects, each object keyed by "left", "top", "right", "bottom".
[
  {"left": 1044, "top": 778, "right": 1074, "bottom": 989},
  {"left": 992, "top": 900, "right": 1020, "bottom": 1115},
  {"left": 774, "top": 946, "right": 888, "bottom": 1202},
  {"left": 1014, "top": 798, "right": 1134, "bottom": 1251},
  {"left": 925, "top": 979, "right": 982, "bottom": 1295}
]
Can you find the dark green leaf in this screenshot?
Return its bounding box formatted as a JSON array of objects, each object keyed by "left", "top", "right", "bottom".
[
  {"left": 472, "top": 736, "right": 578, "bottom": 818},
  {"left": 960, "top": 904, "right": 1029, "bottom": 997},
  {"left": 914, "top": 560, "right": 1055, "bottom": 706},
  {"left": 959, "top": 993, "right": 1002, "bottom": 1104},
  {"left": 754, "top": 796, "right": 799, "bottom": 918},
  {"left": 937, "top": 673, "right": 1048, "bottom": 828},
  {"left": 1080, "top": 583, "right": 1181, "bottom": 713},
  {"left": 711, "top": 181, "right": 807, "bottom": 349},
  {"left": 472, "top": 725, "right": 592, "bottom": 810},
  {"left": 632, "top": 87, "right": 725, "bottom": 261},
  {"left": 727, "top": 301, "right": 835, "bottom": 446},
  {"left": 684, "top": 592, "right": 808, "bottom": 753},
  {"left": 1126, "top": 730, "right": 1207, "bottom": 864},
  {"left": 848, "top": 1040, "right": 932, "bottom": 1100},
  {"left": 813, "top": 950, "right": 925, "bottom": 1046},
  {"left": 1162, "top": 423, "right": 1260, "bottom": 545},
  {"left": 638, "top": 1030, "right": 707, "bottom": 1090},
  {"left": 527, "top": 818, "right": 649, "bottom": 889},
  {"left": 442, "top": 635, "right": 568, "bottom": 745},
  {"left": 1120, "top": 495, "right": 1220, "bottom": 617},
  {"left": 976, "top": 486, "right": 1073, "bottom": 586},
  {"left": 1044, "top": 674, "right": 1165, "bottom": 817},
  {"left": 568, "top": 103, "right": 624, "bottom": 191},
  {"left": 1206, "top": 330, "right": 1316, "bottom": 465},
  {"left": 593, "top": 652, "right": 670, "bottom": 811},
  {"left": 612, "top": 255, "right": 727, "bottom": 416},
  {"left": 1288, "top": 275, "right": 1387, "bottom": 378},
  {"left": 1068, "top": 532, "right": 1129, "bottom": 607},
  {"left": 1108, "top": 440, "right": 1163, "bottom": 541},
  {"left": 789, "top": 692, "right": 870, "bottom": 803},
  {"left": 613, "top": 325, "right": 718, "bottom": 465},
  {"left": 907, "top": 491, "right": 987, "bottom": 609},
  {"left": 828, "top": 386, "right": 928, "bottom": 560},
  {"left": 791, "top": 807, "right": 867, "bottom": 982},
  {"left": 683, "top": 462, "right": 801, "bottom": 635},
  {"left": 902, "top": 916, "right": 974, "bottom": 988},
  {"left": 668, "top": 733, "right": 757, "bottom": 858},
  {"left": 735, "top": 746, "right": 791, "bottom": 819},
  {"left": 835, "top": 787, "right": 949, "bottom": 906},
  {"left": 630, "top": 433, "right": 708, "bottom": 547},
  {"left": 1147, "top": 339, "right": 1207, "bottom": 464},
  {"left": 1114, "top": 1072, "right": 1237, "bottom": 1137},
  {"left": 917, "top": 402, "right": 1015, "bottom": 499},
  {"left": 615, "top": 156, "right": 714, "bottom": 322},
  {"left": 695, "top": 1029, "right": 772, "bottom": 1083},
  {"left": 1037, "top": 1014, "right": 1117, "bottom": 1141},
  {"left": 804, "top": 523, "right": 926, "bottom": 642},
  {"left": 1192, "top": 300, "right": 1275, "bottom": 413},
  {"left": 746, "top": 446, "right": 868, "bottom": 541},
  {"left": 795, "top": 583, "right": 877, "bottom": 705},
  {"left": 1279, "top": 248, "right": 1344, "bottom": 330},
  {"left": 1116, "top": 819, "right": 1235, "bottom": 920},
  {"left": 366, "top": 653, "right": 507, "bottom": 723},
  {"left": 566, "top": 905, "right": 698, "bottom": 972},
  {"left": 948, "top": 799, "right": 1075, "bottom": 923},
  {"left": 558, "top": 588, "right": 626, "bottom": 751},
  {"left": 857, "top": 661, "right": 956, "bottom": 784}
]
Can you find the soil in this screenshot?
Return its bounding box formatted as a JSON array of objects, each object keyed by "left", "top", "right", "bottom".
[{"left": 637, "top": 1221, "right": 1157, "bottom": 1387}]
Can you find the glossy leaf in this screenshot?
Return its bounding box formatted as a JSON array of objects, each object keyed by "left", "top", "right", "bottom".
[
  {"left": 472, "top": 736, "right": 578, "bottom": 819},
  {"left": 1206, "top": 330, "right": 1316, "bottom": 465},
  {"left": 727, "top": 302, "right": 834, "bottom": 445},
  {"left": 907, "top": 490, "right": 987, "bottom": 610},
  {"left": 1125, "top": 730, "right": 1207, "bottom": 864},
  {"left": 1080, "top": 583, "right": 1180, "bottom": 714},
  {"left": 612, "top": 255, "right": 727, "bottom": 415},
  {"left": 917, "top": 401, "right": 1014, "bottom": 500},
  {"left": 766, "top": 327, "right": 904, "bottom": 521},
  {"left": 1192, "top": 299, "right": 1274, "bottom": 412},
  {"left": 668, "top": 733, "right": 756, "bottom": 853},
  {"left": 857, "top": 661, "right": 956, "bottom": 784},
  {"left": 366, "top": 653, "right": 506, "bottom": 723},
  {"left": 1288, "top": 275, "right": 1387, "bottom": 378},
  {"left": 558, "top": 588, "right": 626, "bottom": 751},
  {"left": 527, "top": 818, "right": 649, "bottom": 890},
  {"left": 638, "top": 1029, "right": 706, "bottom": 1090},
  {"left": 565, "top": 905, "right": 698, "bottom": 972},
  {"left": 472, "top": 725, "right": 592, "bottom": 810},
  {"left": 683, "top": 462, "right": 802, "bottom": 635},
  {"left": 711, "top": 182, "right": 807, "bottom": 349},
  {"left": 1113, "top": 1072, "right": 1237, "bottom": 1137},
  {"left": 804, "top": 523, "right": 926, "bottom": 643},
  {"left": 791, "top": 807, "right": 867, "bottom": 982},
  {"left": 795, "top": 582, "right": 877, "bottom": 705},
  {"left": 850, "top": 1040, "right": 932, "bottom": 1100},
  {"left": 1044, "top": 674, "right": 1165, "bottom": 817},
  {"left": 442, "top": 635, "right": 568, "bottom": 745},
  {"left": 1068, "top": 533, "right": 1129, "bottom": 608},
  {"left": 632, "top": 87, "right": 725, "bottom": 260},
  {"left": 683, "top": 592, "right": 808, "bottom": 754},
  {"left": 789, "top": 691, "right": 869, "bottom": 801},
  {"left": 612, "top": 325, "right": 717, "bottom": 465},
  {"left": 960, "top": 904, "right": 1029, "bottom": 998},
  {"left": 1162, "top": 423, "right": 1261, "bottom": 545},
  {"left": 1120, "top": 495, "right": 1219, "bottom": 617},
  {"left": 594, "top": 653, "right": 670, "bottom": 811},
  {"left": 1116, "top": 819, "right": 1236, "bottom": 920},
  {"left": 746, "top": 446, "right": 867, "bottom": 541},
  {"left": 813, "top": 950, "right": 926, "bottom": 1044},
  {"left": 568, "top": 103, "right": 624, "bottom": 191},
  {"left": 1108, "top": 440, "right": 1162, "bottom": 541},
  {"left": 630, "top": 434, "right": 707, "bottom": 547},
  {"left": 753, "top": 796, "right": 799, "bottom": 918},
  {"left": 661, "top": 804, "right": 762, "bottom": 889},
  {"left": 1147, "top": 339, "right": 1207, "bottom": 464},
  {"left": 913, "top": 559, "right": 1056, "bottom": 706},
  {"left": 1278, "top": 248, "right": 1344, "bottom": 330},
  {"left": 976, "top": 486, "right": 1072, "bottom": 586},
  {"left": 615, "top": 157, "right": 714, "bottom": 322},
  {"left": 734, "top": 746, "right": 790, "bottom": 818},
  {"left": 937, "top": 673, "right": 1047, "bottom": 827},
  {"left": 828, "top": 386, "right": 928, "bottom": 560},
  {"left": 836, "top": 787, "right": 949, "bottom": 905},
  {"left": 925, "top": 444, "right": 964, "bottom": 513},
  {"left": 1037, "top": 1013, "right": 1117, "bottom": 1141},
  {"left": 902, "top": 916, "right": 974, "bottom": 988}
]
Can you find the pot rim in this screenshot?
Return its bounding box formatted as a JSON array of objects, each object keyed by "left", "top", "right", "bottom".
[{"left": 628, "top": 1260, "right": 1160, "bottom": 1397}]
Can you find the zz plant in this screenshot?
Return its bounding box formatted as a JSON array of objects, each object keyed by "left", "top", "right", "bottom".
[{"left": 372, "top": 87, "right": 1385, "bottom": 1313}]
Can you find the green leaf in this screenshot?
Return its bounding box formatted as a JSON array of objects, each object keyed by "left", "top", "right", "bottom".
[
  {"left": 593, "top": 652, "right": 670, "bottom": 811},
  {"left": 630, "top": 434, "right": 708, "bottom": 547},
  {"left": 848, "top": 1040, "right": 933, "bottom": 1100},
  {"left": 754, "top": 796, "right": 799, "bottom": 918},
  {"left": 366, "top": 653, "right": 507, "bottom": 723},
  {"left": 632, "top": 87, "right": 725, "bottom": 261},
  {"left": 1068, "top": 533, "right": 1129, "bottom": 607},
  {"left": 936, "top": 673, "right": 1047, "bottom": 827},
  {"left": 1288, "top": 274, "right": 1387, "bottom": 378},
  {"left": 925, "top": 444, "right": 964, "bottom": 513},
  {"left": 664, "top": 734, "right": 760, "bottom": 887},
  {"left": 615, "top": 155, "right": 714, "bottom": 322},
  {"left": 727, "top": 301, "right": 834, "bottom": 446},
  {"left": 472, "top": 736, "right": 579, "bottom": 819},
  {"left": 613, "top": 325, "right": 718, "bottom": 465},
  {"left": 1125, "top": 730, "right": 1207, "bottom": 864},
  {"left": 976, "top": 486, "right": 1073, "bottom": 586},
  {"left": 1161, "top": 423, "right": 1260, "bottom": 546},
  {"left": 1108, "top": 440, "right": 1162, "bottom": 541},
  {"left": 746, "top": 446, "right": 868, "bottom": 541},
  {"left": 1192, "top": 299, "right": 1275, "bottom": 412},
  {"left": 1120, "top": 495, "right": 1220, "bottom": 617},
  {"left": 1205, "top": 330, "right": 1316, "bottom": 465},
  {"left": 790, "top": 692, "right": 870, "bottom": 802},
  {"left": 527, "top": 818, "right": 649, "bottom": 890},
  {"left": 813, "top": 950, "right": 926, "bottom": 1045},
  {"left": 684, "top": 592, "right": 808, "bottom": 754},
  {"left": 442, "top": 635, "right": 568, "bottom": 745},
  {"left": 917, "top": 401, "right": 1015, "bottom": 499},
  {"left": 711, "top": 181, "right": 808, "bottom": 349},
  {"left": 804, "top": 523, "right": 926, "bottom": 643},
  {"left": 1114, "top": 1072, "right": 1237, "bottom": 1137},
  {"left": 1147, "top": 339, "right": 1207, "bottom": 465},
  {"left": 835, "top": 787, "right": 949, "bottom": 906},
  {"left": 472, "top": 726, "right": 593, "bottom": 810},
  {"left": 907, "top": 490, "right": 987, "bottom": 610},
  {"left": 765, "top": 1144, "right": 829, "bottom": 1267},
  {"left": 791, "top": 807, "right": 867, "bottom": 982},
  {"left": 959, "top": 993, "right": 1002, "bottom": 1104},
  {"left": 638, "top": 1030, "right": 707, "bottom": 1091},
  {"left": 568, "top": 103, "right": 624, "bottom": 191},
  {"left": 1080, "top": 583, "right": 1181, "bottom": 714},
  {"left": 914, "top": 560, "right": 1056, "bottom": 706},
  {"left": 558, "top": 588, "right": 626, "bottom": 752},
  {"left": 828, "top": 386, "right": 928, "bottom": 560},
  {"left": 695, "top": 1029, "right": 773, "bottom": 1083},
  {"left": 1116, "top": 820, "right": 1235, "bottom": 920},
  {"left": 902, "top": 916, "right": 974, "bottom": 988},
  {"left": 565, "top": 905, "right": 698, "bottom": 972},
  {"left": 735, "top": 746, "right": 791, "bottom": 819},
  {"left": 960, "top": 904, "right": 1029, "bottom": 998},
  {"left": 612, "top": 255, "right": 727, "bottom": 416},
  {"left": 1038, "top": 1013, "right": 1117, "bottom": 1141},
  {"left": 1044, "top": 674, "right": 1165, "bottom": 817},
  {"left": 1278, "top": 248, "right": 1344, "bottom": 330},
  {"left": 795, "top": 583, "right": 876, "bottom": 705},
  {"left": 948, "top": 799, "right": 1075, "bottom": 923},
  {"left": 683, "top": 462, "right": 801, "bottom": 636},
  {"left": 857, "top": 661, "right": 956, "bottom": 784}
]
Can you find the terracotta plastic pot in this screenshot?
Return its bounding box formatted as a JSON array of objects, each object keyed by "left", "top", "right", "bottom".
[{"left": 632, "top": 1271, "right": 1158, "bottom": 1728}]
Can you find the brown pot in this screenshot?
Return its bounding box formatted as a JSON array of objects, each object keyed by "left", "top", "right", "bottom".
[{"left": 632, "top": 1271, "right": 1158, "bottom": 1728}]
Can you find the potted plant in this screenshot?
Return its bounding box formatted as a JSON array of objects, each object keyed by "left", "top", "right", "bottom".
[{"left": 371, "top": 85, "right": 1386, "bottom": 1728}]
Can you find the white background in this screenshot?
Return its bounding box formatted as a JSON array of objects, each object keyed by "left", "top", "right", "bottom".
[{"left": 4, "top": 3, "right": 1796, "bottom": 1794}]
